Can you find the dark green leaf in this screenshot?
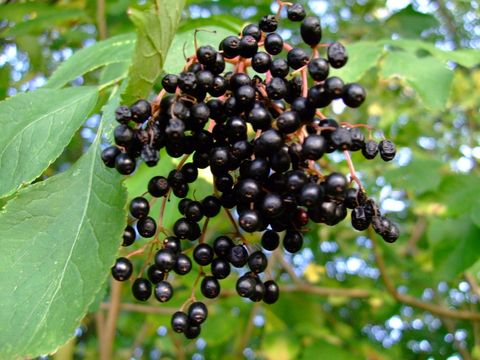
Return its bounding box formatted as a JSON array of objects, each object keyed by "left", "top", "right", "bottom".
[
  {"left": 122, "top": 1, "right": 186, "bottom": 104},
  {"left": 0, "top": 86, "right": 98, "bottom": 198},
  {"left": 0, "top": 123, "right": 127, "bottom": 359},
  {"left": 385, "top": 5, "right": 439, "bottom": 38},
  {"left": 438, "top": 174, "right": 478, "bottom": 217},
  {"left": 45, "top": 34, "right": 135, "bottom": 89}
]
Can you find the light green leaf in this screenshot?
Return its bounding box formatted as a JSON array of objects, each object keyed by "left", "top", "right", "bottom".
[
  {"left": 385, "top": 5, "right": 439, "bottom": 38},
  {"left": 438, "top": 174, "right": 478, "bottom": 217},
  {"left": 99, "top": 61, "right": 131, "bottom": 87},
  {"left": 164, "top": 25, "right": 237, "bottom": 74},
  {"left": 121, "top": 1, "right": 186, "bottom": 104},
  {"left": 428, "top": 216, "right": 480, "bottom": 281},
  {"left": 383, "top": 156, "right": 444, "bottom": 195},
  {"left": 45, "top": 34, "right": 136, "bottom": 89},
  {"left": 0, "top": 86, "right": 98, "bottom": 198},
  {"left": 331, "top": 41, "right": 384, "bottom": 83},
  {"left": 0, "top": 123, "right": 127, "bottom": 360},
  {"left": 300, "top": 340, "right": 361, "bottom": 360},
  {"left": 380, "top": 50, "right": 453, "bottom": 110}
]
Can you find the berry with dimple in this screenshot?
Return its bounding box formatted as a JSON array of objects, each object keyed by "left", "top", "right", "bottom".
[
  {"left": 137, "top": 216, "right": 157, "bottom": 238},
  {"left": 115, "top": 105, "right": 131, "bottom": 123},
  {"left": 259, "top": 14, "right": 278, "bottom": 32},
  {"left": 201, "top": 276, "right": 221, "bottom": 298},
  {"left": 343, "top": 83, "right": 366, "bottom": 108},
  {"left": 188, "top": 301, "right": 208, "bottom": 325},
  {"left": 236, "top": 275, "right": 256, "bottom": 298},
  {"left": 287, "top": 4, "right": 306, "bottom": 21},
  {"left": 264, "top": 33, "right": 284, "bottom": 55},
  {"left": 129, "top": 196, "right": 149, "bottom": 219},
  {"left": 248, "top": 251, "right": 268, "bottom": 274},
  {"left": 171, "top": 311, "right": 189, "bottom": 333},
  {"left": 211, "top": 258, "right": 231, "bottom": 279},
  {"left": 130, "top": 99, "right": 151, "bottom": 123},
  {"left": 308, "top": 58, "right": 330, "bottom": 81},
  {"left": 174, "top": 254, "right": 192, "bottom": 275},
  {"left": 327, "top": 42, "right": 348, "bottom": 69},
  {"left": 287, "top": 48, "right": 309, "bottom": 70},
  {"left": 132, "top": 278, "right": 152, "bottom": 301},
  {"left": 155, "top": 248, "right": 177, "bottom": 272},
  {"left": 111, "top": 257, "right": 133, "bottom": 281},
  {"left": 379, "top": 140, "right": 396, "bottom": 161},
  {"left": 228, "top": 245, "right": 249, "bottom": 268},
  {"left": 362, "top": 140, "right": 379, "bottom": 159},
  {"left": 193, "top": 243, "right": 215, "bottom": 266}
]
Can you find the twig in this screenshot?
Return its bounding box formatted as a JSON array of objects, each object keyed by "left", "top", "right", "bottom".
[
  {"left": 96, "top": 0, "right": 107, "bottom": 40},
  {"left": 401, "top": 217, "right": 427, "bottom": 257},
  {"left": 102, "top": 280, "right": 122, "bottom": 360},
  {"left": 100, "top": 301, "right": 178, "bottom": 314},
  {"left": 369, "top": 227, "right": 480, "bottom": 321},
  {"left": 95, "top": 311, "right": 106, "bottom": 358},
  {"left": 235, "top": 303, "right": 260, "bottom": 357}
]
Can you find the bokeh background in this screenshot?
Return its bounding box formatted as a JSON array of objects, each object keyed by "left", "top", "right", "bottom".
[{"left": 1, "top": 0, "right": 480, "bottom": 359}]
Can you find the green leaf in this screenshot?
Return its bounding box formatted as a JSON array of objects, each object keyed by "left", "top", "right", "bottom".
[
  {"left": 385, "top": 5, "right": 439, "bottom": 38},
  {"left": 300, "top": 340, "right": 360, "bottom": 360},
  {"left": 0, "top": 86, "right": 98, "bottom": 198},
  {"left": 0, "top": 65, "right": 10, "bottom": 101},
  {"left": 3, "top": 9, "right": 89, "bottom": 37},
  {"left": 331, "top": 41, "right": 384, "bottom": 83},
  {"left": 383, "top": 156, "right": 444, "bottom": 195},
  {"left": 164, "top": 25, "right": 237, "bottom": 75},
  {"left": 0, "top": 123, "right": 127, "bottom": 360},
  {"left": 99, "top": 62, "right": 131, "bottom": 87},
  {"left": 428, "top": 216, "right": 480, "bottom": 281},
  {"left": 380, "top": 49, "right": 453, "bottom": 110},
  {"left": 438, "top": 174, "right": 478, "bottom": 217},
  {"left": 45, "top": 34, "right": 136, "bottom": 89},
  {"left": 121, "top": 1, "right": 186, "bottom": 104},
  {"left": 262, "top": 331, "right": 301, "bottom": 360}
]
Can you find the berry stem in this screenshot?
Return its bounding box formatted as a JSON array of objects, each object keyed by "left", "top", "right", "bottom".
[
  {"left": 301, "top": 67, "right": 309, "bottom": 98},
  {"left": 343, "top": 150, "right": 365, "bottom": 191}
]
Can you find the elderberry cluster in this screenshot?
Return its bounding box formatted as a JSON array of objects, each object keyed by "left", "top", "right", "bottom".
[{"left": 102, "top": 2, "right": 399, "bottom": 339}]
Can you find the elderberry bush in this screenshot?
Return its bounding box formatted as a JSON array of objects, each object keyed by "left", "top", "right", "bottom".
[{"left": 103, "top": 2, "right": 399, "bottom": 339}]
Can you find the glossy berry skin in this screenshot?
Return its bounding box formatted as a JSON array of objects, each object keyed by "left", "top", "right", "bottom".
[
  {"left": 236, "top": 275, "right": 256, "bottom": 298},
  {"left": 148, "top": 176, "right": 169, "bottom": 197},
  {"left": 122, "top": 225, "right": 136, "bottom": 247},
  {"left": 242, "top": 23, "right": 262, "bottom": 41},
  {"left": 300, "top": 16, "right": 322, "bottom": 46},
  {"left": 111, "top": 257, "right": 133, "bottom": 281},
  {"left": 137, "top": 216, "right": 157, "bottom": 238},
  {"left": 154, "top": 281, "right": 173, "bottom": 302},
  {"left": 252, "top": 51, "right": 272, "bottom": 73},
  {"left": 259, "top": 15, "right": 278, "bottom": 32},
  {"left": 130, "top": 99, "right": 151, "bottom": 123},
  {"left": 239, "top": 35, "right": 258, "bottom": 58},
  {"left": 248, "top": 251, "right": 268, "bottom": 274},
  {"left": 211, "top": 258, "right": 231, "bottom": 279},
  {"left": 171, "top": 311, "right": 189, "bottom": 333},
  {"left": 163, "top": 236, "right": 181, "bottom": 254},
  {"left": 287, "top": 48, "right": 309, "bottom": 70},
  {"left": 325, "top": 76, "right": 345, "bottom": 99},
  {"left": 174, "top": 254, "right": 192, "bottom": 275},
  {"left": 188, "top": 301, "right": 208, "bottom": 325},
  {"left": 264, "top": 33, "right": 284, "bottom": 55},
  {"left": 384, "top": 222, "right": 400, "bottom": 243},
  {"left": 308, "top": 58, "right": 329, "bottom": 81},
  {"left": 101, "top": 146, "right": 120, "bottom": 168},
  {"left": 261, "top": 230, "right": 280, "bottom": 251},
  {"left": 276, "top": 111, "right": 300, "bottom": 134},
  {"left": 193, "top": 243, "right": 214, "bottom": 266},
  {"left": 220, "top": 35, "right": 240, "bottom": 58},
  {"left": 115, "top": 153, "right": 136, "bottom": 175},
  {"left": 185, "top": 323, "right": 201, "bottom": 339},
  {"left": 201, "top": 276, "right": 221, "bottom": 298},
  {"left": 202, "top": 196, "right": 221, "bottom": 217},
  {"left": 351, "top": 206, "right": 371, "bottom": 231},
  {"left": 283, "top": 230, "right": 303, "bottom": 253},
  {"left": 227, "top": 245, "right": 249, "bottom": 268},
  {"left": 343, "top": 83, "right": 366, "bottom": 108},
  {"left": 270, "top": 58, "right": 289, "bottom": 78},
  {"left": 213, "top": 236, "right": 234, "bottom": 258},
  {"left": 129, "top": 196, "right": 150, "bottom": 219},
  {"left": 196, "top": 45, "right": 217, "bottom": 66},
  {"left": 299, "top": 183, "right": 324, "bottom": 208},
  {"left": 147, "top": 265, "right": 165, "bottom": 284},
  {"left": 114, "top": 125, "right": 134, "bottom": 147},
  {"left": 239, "top": 209, "right": 262, "bottom": 232},
  {"left": 379, "top": 140, "right": 396, "bottom": 161},
  {"left": 267, "top": 77, "right": 288, "bottom": 100},
  {"left": 162, "top": 74, "right": 178, "bottom": 93},
  {"left": 249, "top": 279, "right": 265, "bottom": 302},
  {"left": 132, "top": 278, "right": 152, "bottom": 301},
  {"left": 302, "top": 134, "right": 327, "bottom": 160},
  {"left": 327, "top": 42, "right": 348, "bottom": 69},
  {"left": 287, "top": 4, "right": 306, "bottom": 21},
  {"left": 155, "top": 248, "right": 177, "bottom": 272},
  {"left": 263, "top": 280, "right": 280, "bottom": 304},
  {"left": 324, "top": 172, "right": 348, "bottom": 199}
]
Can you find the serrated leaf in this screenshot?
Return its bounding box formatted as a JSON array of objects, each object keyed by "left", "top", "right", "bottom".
[
  {"left": 385, "top": 5, "right": 439, "bottom": 38},
  {"left": 0, "top": 123, "right": 127, "bottom": 360},
  {"left": 164, "top": 25, "right": 237, "bottom": 74},
  {"left": 0, "top": 86, "right": 98, "bottom": 198},
  {"left": 45, "top": 34, "right": 136, "bottom": 89},
  {"left": 331, "top": 41, "right": 384, "bottom": 83},
  {"left": 380, "top": 50, "right": 453, "bottom": 110},
  {"left": 122, "top": 1, "right": 186, "bottom": 104},
  {"left": 428, "top": 216, "right": 480, "bottom": 281}
]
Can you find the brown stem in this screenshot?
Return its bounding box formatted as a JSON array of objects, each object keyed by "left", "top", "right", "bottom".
[
  {"left": 100, "top": 302, "right": 177, "bottom": 314},
  {"left": 95, "top": 311, "right": 106, "bottom": 358},
  {"left": 369, "top": 227, "right": 480, "bottom": 321},
  {"left": 96, "top": 0, "right": 107, "bottom": 40},
  {"left": 343, "top": 150, "right": 365, "bottom": 191},
  {"left": 102, "top": 280, "right": 122, "bottom": 360}
]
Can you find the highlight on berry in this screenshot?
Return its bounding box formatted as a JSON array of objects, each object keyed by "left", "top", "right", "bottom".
[{"left": 102, "top": 1, "right": 399, "bottom": 339}]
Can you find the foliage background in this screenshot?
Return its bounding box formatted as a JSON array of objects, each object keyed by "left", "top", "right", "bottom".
[{"left": 0, "top": 0, "right": 479, "bottom": 359}]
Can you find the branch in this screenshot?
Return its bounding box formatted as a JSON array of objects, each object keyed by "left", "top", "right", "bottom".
[
  {"left": 102, "top": 280, "right": 122, "bottom": 360},
  {"left": 369, "top": 227, "right": 480, "bottom": 321},
  {"left": 432, "top": 0, "right": 461, "bottom": 48},
  {"left": 101, "top": 301, "right": 178, "bottom": 315},
  {"left": 96, "top": 0, "right": 107, "bottom": 40},
  {"left": 401, "top": 216, "right": 427, "bottom": 257}
]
